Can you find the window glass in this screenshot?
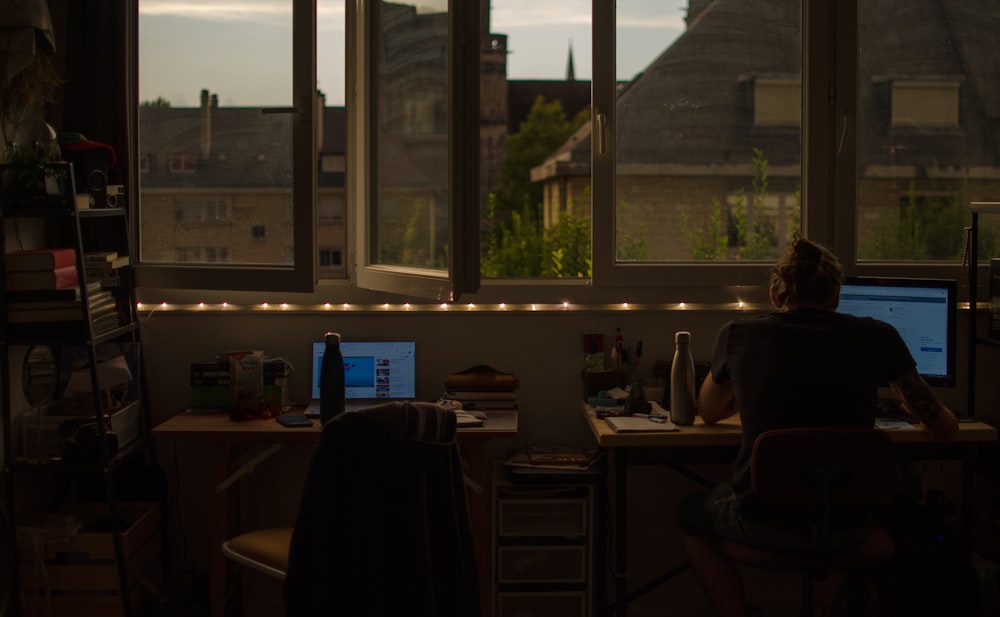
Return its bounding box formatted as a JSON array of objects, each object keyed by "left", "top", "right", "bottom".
[
  {"left": 138, "top": 1, "right": 295, "bottom": 267},
  {"left": 613, "top": 1, "right": 802, "bottom": 263},
  {"left": 856, "top": 2, "right": 998, "bottom": 262},
  {"left": 373, "top": 0, "right": 449, "bottom": 269}
]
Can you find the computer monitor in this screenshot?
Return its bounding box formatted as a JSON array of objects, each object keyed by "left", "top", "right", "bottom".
[
  {"left": 836, "top": 277, "right": 956, "bottom": 387},
  {"left": 310, "top": 340, "right": 417, "bottom": 400}
]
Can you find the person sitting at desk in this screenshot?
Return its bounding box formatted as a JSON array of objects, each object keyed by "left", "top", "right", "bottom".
[{"left": 677, "top": 237, "right": 958, "bottom": 617}]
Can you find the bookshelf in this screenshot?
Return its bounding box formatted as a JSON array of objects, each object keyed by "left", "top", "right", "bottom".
[{"left": 0, "top": 161, "right": 159, "bottom": 617}]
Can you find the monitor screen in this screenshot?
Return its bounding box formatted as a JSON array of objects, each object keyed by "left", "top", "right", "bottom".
[
  {"left": 310, "top": 340, "right": 416, "bottom": 400},
  {"left": 836, "top": 277, "right": 956, "bottom": 387}
]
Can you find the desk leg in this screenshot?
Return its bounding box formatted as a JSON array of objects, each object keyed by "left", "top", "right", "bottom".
[
  {"left": 210, "top": 444, "right": 231, "bottom": 617},
  {"left": 460, "top": 441, "right": 491, "bottom": 617},
  {"left": 611, "top": 447, "right": 629, "bottom": 617}
]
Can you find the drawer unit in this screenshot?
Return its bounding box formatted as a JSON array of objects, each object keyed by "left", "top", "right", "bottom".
[
  {"left": 492, "top": 463, "right": 604, "bottom": 617},
  {"left": 498, "top": 591, "right": 587, "bottom": 617},
  {"left": 498, "top": 498, "right": 588, "bottom": 537},
  {"left": 498, "top": 545, "right": 587, "bottom": 583}
]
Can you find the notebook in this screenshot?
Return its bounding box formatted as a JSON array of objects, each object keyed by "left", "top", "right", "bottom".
[{"left": 303, "top": 340, "right": 417, "bottom": 417}]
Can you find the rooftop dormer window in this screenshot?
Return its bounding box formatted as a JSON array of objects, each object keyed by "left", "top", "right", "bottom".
[
  {"left": 891, "top": 79, "right": 961, "bottom": 128},
  {"left": 753, "top": 77, "right": 801, "bottom": 127}
]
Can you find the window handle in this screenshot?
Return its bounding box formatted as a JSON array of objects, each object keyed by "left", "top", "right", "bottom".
[
  {"left": 838, "top": 114, "right": 851, "bottom": 154},
  {"left": 596, "top": 113, "right": 607, "bottom": 155}
]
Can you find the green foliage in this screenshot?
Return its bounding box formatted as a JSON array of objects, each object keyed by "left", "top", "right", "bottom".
[
  {"left": 481, "top": 202, "right": 546, "bottom": 276},
  {"left": 140, "top": 97, "right": 172, "bottom": 108},
  {"left": 378, "top": 195, "right": 447, "bottom": 269},
  {"left": 683, "top": 148, "right": 787, "bottom": 260},
  {"left": 3, "top": 142, "right": 66, "bottom": 194},
  {"left": 860, "top": 180, "right": 988, "bottom": 260},
  {"left": 544, "top": 207, "right": 591, "bottom": 276},
  {"left": 490, "top": 96, "right": 588, "bottom": 228},
  {"left": 615, "top": 198, "right": 650, "bottom": 261},
  {"left": 682, "top": 197, "right": 727, "bottom": 260},
  {"left": 742, "top": 148, "right": 776, "bottom": 259},
  {"left": 481, "top": 95, "right": 591, "bottom": 277}
]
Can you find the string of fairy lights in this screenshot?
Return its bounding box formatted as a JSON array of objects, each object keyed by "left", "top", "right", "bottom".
[{"left": 134, "top": 300, "right": 765, "bottom": 314}]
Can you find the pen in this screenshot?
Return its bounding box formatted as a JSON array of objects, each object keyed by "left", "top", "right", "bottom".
[{"left": 632, "top": 413, "right": 669, "bottom": 423}]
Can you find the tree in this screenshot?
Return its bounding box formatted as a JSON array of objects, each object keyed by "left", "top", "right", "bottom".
[
  {"left": 482, "top": 95, "right": 589, "bottom": 276},
  {"left": 861, "top": 180, "right": 983, "bottom": 261},
  {"left": 490, "top": 96, "right": 588, "bottom": 227}
]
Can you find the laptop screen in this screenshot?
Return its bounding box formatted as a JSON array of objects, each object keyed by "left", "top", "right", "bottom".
[{"left": 310, "top": 340, "right": 417, "bottom": 400}]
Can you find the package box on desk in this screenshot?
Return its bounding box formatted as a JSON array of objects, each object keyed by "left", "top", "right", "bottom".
[{"left": 190, "top": 358, "right": 288, "bottom": 412}]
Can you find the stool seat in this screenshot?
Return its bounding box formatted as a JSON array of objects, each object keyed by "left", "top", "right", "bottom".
[{"left": 222, "top": 527, "right": 293, "bottom": 580}]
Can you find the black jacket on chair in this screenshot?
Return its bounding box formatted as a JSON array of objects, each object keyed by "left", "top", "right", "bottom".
[{"left": 284, "top": 402, "right": 479, "bottom": 616}]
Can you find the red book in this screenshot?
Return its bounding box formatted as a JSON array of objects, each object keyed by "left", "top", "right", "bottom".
[
  {"left": 6, "top": 265, "right": 79, "bottom": 291},
  {"left": 5, "top": 248, "right": 77, "bottom": 272}
]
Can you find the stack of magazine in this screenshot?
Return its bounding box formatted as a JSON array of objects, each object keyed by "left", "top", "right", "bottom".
[{"left": 505, "top": 444, "right": 604, "bottom": 471}]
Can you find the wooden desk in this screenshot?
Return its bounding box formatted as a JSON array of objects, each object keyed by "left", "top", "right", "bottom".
[
  {"left": 583, "top": 407, "right": 998, "bottom": 617},
  {"left": 153, "top": 409, "right": 517, "bottom": 617}
]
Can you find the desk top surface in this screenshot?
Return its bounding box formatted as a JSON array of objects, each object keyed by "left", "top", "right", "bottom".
[
  {"left": 153, "top": 408, "right": 518, "bottom": 442},
  {"left": 583, "top": 405, "right": 998, "bottom": 448}
]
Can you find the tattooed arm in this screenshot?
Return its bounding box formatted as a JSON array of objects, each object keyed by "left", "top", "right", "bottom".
[
  {"left": 698, "top": 373, "right": 737, "bottom": 424},
  {"left": 888, "top": 368, "right": 959, "bottom": 440}
]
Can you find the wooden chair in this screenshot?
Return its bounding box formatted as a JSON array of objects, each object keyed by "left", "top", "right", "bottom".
[{"left": 718, "top": 427, "right": 896, "bottom": 617}]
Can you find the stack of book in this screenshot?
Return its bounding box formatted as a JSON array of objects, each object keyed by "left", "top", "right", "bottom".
[
  {"left": 83, "top": 251, "right": 130, "bottom": 286},
  {"left": 5, "top": 248, "right": 79, "bottom": 293},
  {"left": 441, "top": 364, "right": 519, "bottom": 411},
  {"left": 4, "top": 249, "right": 121, "bottom": 328}
]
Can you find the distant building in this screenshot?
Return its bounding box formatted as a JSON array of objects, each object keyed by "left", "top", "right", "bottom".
[
  {"left": 532, "top": 0, "right": 1000, "bottom": 260},
  {"left": 139, "top": 0, "right": 596, "bottom": 272}
]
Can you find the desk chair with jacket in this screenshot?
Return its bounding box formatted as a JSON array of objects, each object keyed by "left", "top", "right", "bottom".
[{"left": 284, "top": 401, "right": 478, "bottom": 617}]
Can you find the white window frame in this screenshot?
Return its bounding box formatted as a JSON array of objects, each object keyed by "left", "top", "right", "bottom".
[
  {"left": 348, "top": 0, "right": 480, "bottom": 301},
  {"left": 131, "top": 0, "right": 966, "bottom": 303}
]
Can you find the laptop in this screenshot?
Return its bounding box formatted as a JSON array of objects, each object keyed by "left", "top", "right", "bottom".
[{"left": 303, "top": 340, "right": 417, "bottom": 417}]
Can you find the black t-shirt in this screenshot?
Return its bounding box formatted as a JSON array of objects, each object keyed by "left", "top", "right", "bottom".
[{"left": 710, "top": 308, "right": 915, "bottom": 498}]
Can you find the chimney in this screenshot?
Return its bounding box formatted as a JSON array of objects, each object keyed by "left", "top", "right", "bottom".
[{"left": 200, "top": 89, "right": 212, "bottom": 160}]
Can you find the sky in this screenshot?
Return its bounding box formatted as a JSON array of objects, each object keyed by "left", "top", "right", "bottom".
[{"left": 138, "top": 0, "right": 688, "bottom": 107}]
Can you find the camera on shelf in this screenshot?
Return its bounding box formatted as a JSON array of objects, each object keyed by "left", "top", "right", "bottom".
[{"left": 106, "top": 184, "right": 125, "bottom": 208}]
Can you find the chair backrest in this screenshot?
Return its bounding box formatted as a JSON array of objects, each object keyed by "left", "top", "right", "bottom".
[
  {"left": 284, "top": 401, "right": 478, "bottom": 617},
  {"left": 750, "top": 427, "right": 894, "bottom": 512}
]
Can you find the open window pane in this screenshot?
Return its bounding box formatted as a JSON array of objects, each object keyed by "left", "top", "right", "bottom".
[{"left": 373, "top": 0, "right": 449, "bottom": 270}]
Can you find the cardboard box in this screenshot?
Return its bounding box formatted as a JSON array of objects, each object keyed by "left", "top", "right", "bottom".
[{"left": 17, "top": 501, "right": 162, "bottom": 616}]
